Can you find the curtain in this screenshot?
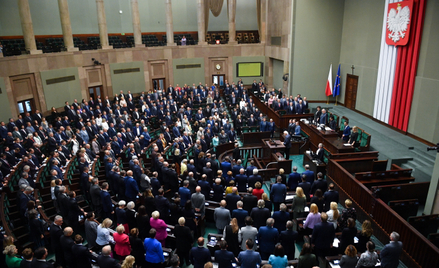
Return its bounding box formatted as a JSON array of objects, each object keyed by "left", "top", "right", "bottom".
[{"left": 209, "top": 0, "right": 224, "bottom": 17}]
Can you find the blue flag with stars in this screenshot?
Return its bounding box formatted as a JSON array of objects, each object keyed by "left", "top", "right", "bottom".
[{"left": 333, "top": 64, "right": 341, "bottom": 97}]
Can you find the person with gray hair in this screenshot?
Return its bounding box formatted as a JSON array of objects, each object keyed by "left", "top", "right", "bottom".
[
  {"left": 214, "top": 200, "right": 231, "bottom": 233},
  {"left": 380, "top": 231, "right": 403, "bottom": 268},
  {"left": 97, "top": 245, "right": 121, "bottom": 268},
  {"left": 248, "top": 168, "right": 262, "bottom": 189},
  {"left": 257, "top": 218, "right": 279, "bottom": 260},
  {"left": 250, "top": 199, "right": 271, "bottom": 229},
  {"left": 174, "top": 217, "right": 193, "bottom": 266},
  {"left": 232, "top": 200, "right": 249, "bottom": 228},
  {"left": 272, "top": 203, "right": 290, "bottom": 232}
]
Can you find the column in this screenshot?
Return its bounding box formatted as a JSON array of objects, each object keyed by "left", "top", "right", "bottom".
[
  {"left": 17, "top": 0, "right": 42, "bottom": 54},
  {"left": 228, "top": 0, "right": 237, "bottom": 44},
  {"left": 259, "top": 0, "right": 267, "bottom": 44},
  {"left": 165, "top": 0, "right": 176, "bottom": 46},
  {"left": 197, "top": 0, "right": 207, "bottom": 45},
  {"left": 57, "top": 0, "right": 78, "bottom": 51},
  {"left": 95, "top": 0, "right": 112, "bottom": 49},
  {"left": 130, "top": 0, "right": 144, "bottom": 47}
]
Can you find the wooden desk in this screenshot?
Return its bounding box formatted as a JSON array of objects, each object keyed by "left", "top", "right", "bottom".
[
  {"left": 301, "top": 121, "right": 355, "bottom": 154},
  {"left": 303, "top": 152, "right": 326, "bottom": 176},
  {"left": 263, "top": 139, "right": 285, "bottom": 156}
]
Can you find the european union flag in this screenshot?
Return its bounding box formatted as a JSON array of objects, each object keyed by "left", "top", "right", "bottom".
[{"left": 333, "top": 64, "right": 341, "bottom": 97}]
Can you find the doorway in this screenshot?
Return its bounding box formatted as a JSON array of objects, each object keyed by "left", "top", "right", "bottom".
[
  {"left": 88, "top": 86, "right": 102, "bottom": 100},
  {"left": 344, "top": 74, "right": 359, "bottom": 110},
  {"left": 17, "top": 99, "right": 36, "bottom": 116},
  {"left": 152, "top": 78, "right": 166, "bottom": 91},
  {"left": 212, "top": 74, "right": 225, "bottom": 88}
]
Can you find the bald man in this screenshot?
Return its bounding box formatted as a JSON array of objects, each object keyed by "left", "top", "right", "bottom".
[
  {"left": 225, "top": 187, "right": 242, "bottom": 212},
  {"left": 60, "top": 227, "right": 75, "bottom": 267},
  {"left": 214, "top": 200, "right": 231, "bottom": 233}
]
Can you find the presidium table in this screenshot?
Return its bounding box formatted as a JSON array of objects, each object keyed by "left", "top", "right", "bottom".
[{"left": 299, "top": 120, "right": 355, "bottom": 154}]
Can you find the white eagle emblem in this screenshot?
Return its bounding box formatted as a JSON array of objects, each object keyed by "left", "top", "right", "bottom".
[{"left": 387, "top": 4, "right": 410, "bottom": 43}]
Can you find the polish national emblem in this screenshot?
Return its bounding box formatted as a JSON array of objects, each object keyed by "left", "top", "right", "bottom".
[{"left": 386, "top": 0, "right": 413, "bottom": 46}]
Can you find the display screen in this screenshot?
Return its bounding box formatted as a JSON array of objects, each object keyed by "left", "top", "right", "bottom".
[{"left": 237, "top": 62, "right": 263, "bottom": 77}]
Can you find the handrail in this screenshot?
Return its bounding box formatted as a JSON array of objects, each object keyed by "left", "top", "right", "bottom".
[{"left": 327, "top": 158, "right": 439, "bottom": 268}]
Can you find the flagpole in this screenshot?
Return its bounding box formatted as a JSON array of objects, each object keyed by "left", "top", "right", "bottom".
[
  {"left": 327, "top": 96, "right": 329, "bottom": 105},
  {"left": 335, "top": 96, "right": 338, "bottom": 106}
]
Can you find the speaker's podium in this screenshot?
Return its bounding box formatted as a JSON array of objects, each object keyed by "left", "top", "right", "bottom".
[{"left": 256, "top": 138, "right": 292, "bottom": 174}]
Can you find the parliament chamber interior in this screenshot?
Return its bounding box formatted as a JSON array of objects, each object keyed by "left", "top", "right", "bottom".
[{"left": 0, "top": 0, "right": 439, "bottom": 268}]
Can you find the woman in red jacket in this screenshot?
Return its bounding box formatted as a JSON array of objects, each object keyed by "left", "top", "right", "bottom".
[
  {"left": 113, "top": 224, "right": 131, "bottom": 260},
  {"left": 253, "top": 181, "right": 265, "bottom": 200}
]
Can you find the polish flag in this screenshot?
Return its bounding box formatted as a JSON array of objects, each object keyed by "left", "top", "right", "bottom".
[{"left": 325, "top": 64, "right": 333, "bottom": 96}]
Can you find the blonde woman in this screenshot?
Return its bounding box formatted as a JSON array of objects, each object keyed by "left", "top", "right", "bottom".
[
  {"left": 348, "top": 126, "right": 360, "bottom": 147},
  {"left": 96, "top": 218, "right": 114, "bottom": 249},
  {"left": 3, "top": 245, "right": 21, "bottom": 268},
  {"left": 327, "top": 202, "right": 340, "bottom": 229},
  {"left": 357, "top": 220, "right": 374, "bottom": 252},
  {"left": 303, "top": 203, "right": 321, "bottom": 235},
  {"left": 223, "top": 218, "right": 240, "bottom": 256},
  {"left": 150, "top": 211, "right": 168, "bottom": 246},
  {"left": 121, "top": 255, "right": 135, "bottom": 268},
  {"left": 292, "top": 187, "right": 307, "bottom": 219},
  {"left": 262, "top": 193, "right": 273, "bottom": 212}
]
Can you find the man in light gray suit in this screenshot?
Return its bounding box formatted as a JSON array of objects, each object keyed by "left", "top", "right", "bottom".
[
  {"left": 214, "top": 200, "right": 231, "bottom": 234},
  {"left": 238, "top": 216, "right": 258, "bottom": 251}
]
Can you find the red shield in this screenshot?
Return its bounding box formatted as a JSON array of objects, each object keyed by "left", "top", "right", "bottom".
[{"left": 386, "top": 0, "right": 414, "bottom": 46}]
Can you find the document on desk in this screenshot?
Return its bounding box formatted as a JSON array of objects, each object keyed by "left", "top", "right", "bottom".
[
  {"left": 325, "top": 127, "right": 332, "bottom": 131},
  {"left": 333, "top": 238, "right": 340, "bottom": 248},
  {"left": 343, "top": 143, "right": 352, "bottom": 146}
]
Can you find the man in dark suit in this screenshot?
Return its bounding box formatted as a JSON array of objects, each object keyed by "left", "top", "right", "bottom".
[
  {"left": 380, "top": 232, "right": 403, "bottom": 268},
  {"left": 154, "top": 188, "right": 170, "bottom": 221},
  {"left": 311, "top": 212, "right": 335, "bottom": 259},
  {"left": 342, "top": 121, "right": 351, "bottom": 141},
  {"left": 311, "top": 172, "right": 328, "bottom": 196},
  {"left": 288, "top": 166, "right": 301, "bottom": 191},
  {"left": 60, "top": 227, "right": 75, "bottom": 268},
  {"left": 214, "top": 240, "right": 236, "bottom": 268},
  {"left": 242, "top": 188, "right": 258, "bottom": 214},
  {"left": 323, "top": 183, "right": 339, "bottom": 211},
  {"left": 32, "top": 247, "right": 54, "bottom": 268},
  {"left": 174, "top": 217, "right": 194, "bottom": 267},
  {"left": 235, "top": 168, "right": 248, "bottom": 192},
  {"left": 190, "top": 237, "right": 211, "bottom": 268},
  {"left": 250, "top": 200, "right": 271, "bottom": 229},
  {"left": 89, "top": 178, "right": 102, "bottom": 217},
  {"left": 198, "top": 175, "right": 211, "bottom": 200},
  {"left": 202, "top": 162, "right": 214, "bottom": 185},
  {"left": 272, "top": 203, "right": 290, "bottom": 232},
  {"left": 50, "top": 216, "right": 64, "bottom": 268},
  {"left": 237, "top": 239, "right": 262, "bottom": 268},
  {"left": 225, "top": 187, "right": 241, "bottom": 212},
  {"left": 302, "top": 164, "right": 315, "bottom": 184},
  {"left": 299, "top": 175, "right": 312, "bottom": 201},
  {"left": 283, "top": 131, "right": 291, "bottom": 160},
  {"left": 248, "top": 169, "right": 262, "bottom": 189},
  {"left": 71, "top": 234, "right": 96, "bottom": 268},
  {"left": 270, "top": 176, "right": 287, "bottom": 211},
  {"left": 257, "top": 218, "right": 279, "bottom": 260},
  {"left": 97, "top": 245, "right": 121, "bottom": 268},
  {"left": 280, "top": 220, "right": 298, "bottom": 260},
  {"left": 100, "top": 183, "right": 113, "bottom": 220},
  {"left": 232, "top": 201, "right": 249, "bottom": 228}
]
